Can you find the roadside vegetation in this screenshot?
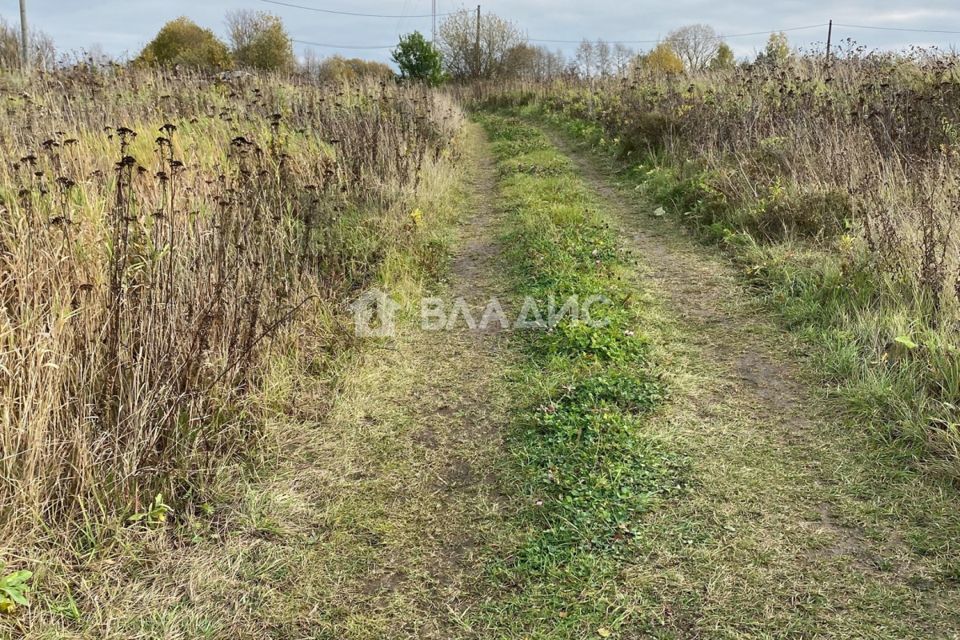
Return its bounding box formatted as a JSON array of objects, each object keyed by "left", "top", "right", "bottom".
[
  {"left": 476, "top": 47, "right": 960, "bottom": 478},
  {"left": 0, "top": 65, "right": 461, "bottom": 632}
]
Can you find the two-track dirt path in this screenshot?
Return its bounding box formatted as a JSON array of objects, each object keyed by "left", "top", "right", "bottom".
[
  {"left": 545, "top": 128, "right": 960, "bottom": 638},
  {"left": 43, "top": 119, "right": 960, "bottom": 640}
]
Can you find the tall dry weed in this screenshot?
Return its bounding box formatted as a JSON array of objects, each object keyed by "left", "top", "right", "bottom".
[{"left": 0, "top": 66, "right": 462, "bottom": 542}]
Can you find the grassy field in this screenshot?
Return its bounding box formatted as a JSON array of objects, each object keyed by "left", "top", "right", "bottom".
[
  {"left": 0, "top": 67, "right": 463, "bottom": 633},
  {"left": 476, "top": 55, "right": 960, "bottom": 479},
  {"left": 469, "top": 114, "right": 684, "bottom": 637},
  {"left": 3, "top": 56, "right": 960, "bottom": 638},
  {"left": 524, "top": 116, "right": 960, "bottom": 637}
]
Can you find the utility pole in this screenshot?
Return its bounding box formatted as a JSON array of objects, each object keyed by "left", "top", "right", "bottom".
[
  {"left": 432, "top": 0, "right": 436, "bottom": 44},
  {"left": 475, "top": 4, "right": 481, "bottom": 80},
  {"left": 825, "top": 19, "right": 833, "bottom": 69},
  {"left": 19, "top": 0, "right": 30, "bottom": 73}
]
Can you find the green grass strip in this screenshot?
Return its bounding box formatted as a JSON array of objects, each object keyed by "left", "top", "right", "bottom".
[{"left": 473, "top": 114, "right": 685, "bottom": 637}]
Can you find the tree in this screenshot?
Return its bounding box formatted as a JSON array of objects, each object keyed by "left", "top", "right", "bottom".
[
  {"left": 500, "top": 44, "right": 565, "bottom": 81},
  {"left": 310, "top": 55, "right": 394, "bottom": 83},
  {"left": 666, "top": 24, "right": 720, "bottom": 72},
  {"left": 575, "top": 40, "right": 596, "bottom": 77},
  {"left": 521, "top": 45, "right": 566, "bottom": 81},
  {"left": 503, "top": 43, "right": 537, "bottom": 80},
  {"left": 136, "top": 17, "right": 232, "bottom": 70},
  {"left": 575, "top": 39, "right": 617, "bottom": 78},
  {"left": 540, "top": 47, "right": 567, "bottom": 80},
  {"left": 392, "top": 32, "right": 444, "bottom": 86},
  {"left": 635, "top": 42, "right": 684, "bottom": 76},
  {"left": 595, "top": 40, "right": 613, "bottom": 77},
  {"left": 437, "top": 10, "right": 524, "bottom": 80},
  {"left": 709, "top": 42, "right": 736, "bottom": 70},
  {"left": 300, "top": 48, "right": 323, "bottom": 76},
  {"left": 757, "top": 32, "right": 791, "bottom": 66},
  {"left": 0, "top": 17, "right": 55, "bottom": 71},
  {"left": 613, "top": 43, "right": 634, "bottom": 77},
  {"left": 225, "top": 10, "right": 295, "bottom": 72}
]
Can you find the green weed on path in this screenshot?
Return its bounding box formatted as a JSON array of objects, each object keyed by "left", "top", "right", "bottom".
[{"left": 473, "top": 114, "right": 685, "bottom": 638}]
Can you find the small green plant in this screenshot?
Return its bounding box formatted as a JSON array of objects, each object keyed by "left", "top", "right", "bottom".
[
  {"left": 128, "top": 493, "right": 172, "bottom": 527},
  {"left": 894, "top": 335, "right": 919, "bottom": 350},
  {"left": 0, "top": 566, "right": 32, "bottom": 614}
]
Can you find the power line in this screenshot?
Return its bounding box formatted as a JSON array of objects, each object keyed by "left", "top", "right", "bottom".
[
  {"left": 528, "top": 23, "right": 829, "bottom": 45},
  {"left": 396, "top": 0, "right": 411, "bottom": 33},
  {"left": 834, "top": 23, "right": 960, "bottom": 35},
  {"left": 527, "top": 37, "right": 657, "bottom": 45},
  {"left": 261, "top": 0, "right": 460, "bottom": 19},
  {"left": 286, "top": 16, "right": 960, "bottom": 52},
  {"left": 717, "top": 23, "right": 831, "bottom": 38},
  {"left": 292, "top": 38, "right": 395, "bottom": 50}
]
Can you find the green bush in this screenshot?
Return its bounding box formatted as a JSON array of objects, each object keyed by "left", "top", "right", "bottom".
[
  {"left": 392, "top": 31, "right": 445, "bottom": 87},
  {"left": 135, "top": 17, "right": 232, "bottom": 70}
]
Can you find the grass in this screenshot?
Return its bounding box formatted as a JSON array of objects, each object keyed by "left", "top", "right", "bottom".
[
  {"left": 0, "top": 68, "right": 463, "bottom": 636},
  {"left": 471, "top": 114, "right": 684, "bottom": 638},
  {"left": 491, "top": 108, "right": 960, "bottom": 638},
  {"left": 473, "top": 60, "right": 960, "bottom": 477},
  {"left": 8, "top": 64, "right": 960, "bottom": 637},
  {"left": 519, "top": 98, "right": 960, "bottom": 478},
  {"left": 0, "top": 66, "right": 463, "bottom": 553},
  {"left": 4, "top": 119, "right": 510, "bottom": 639},
  {"left": 16, "top": 103, "right": 959, "bottom": 639}
]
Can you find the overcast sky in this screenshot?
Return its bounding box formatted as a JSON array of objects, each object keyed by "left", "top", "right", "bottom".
[{"left": 11, "top": 0, "right": 960, "bottom": 65}]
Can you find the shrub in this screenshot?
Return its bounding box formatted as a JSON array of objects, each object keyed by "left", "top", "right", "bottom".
[
  {"left": 635, "top": 43, "right": 684, "bottom": 76},
  {"left": 135, "top": 17, "right": 232, "bottom": 70},
  {"left": 226, "top": 10, "right": 296, "bottom": 72},
  {"left": 314, "top": 56, "right": 395, "bottom": 83},
  {"left": 710, "top": 43, "right": 736, "bottom": 71}
]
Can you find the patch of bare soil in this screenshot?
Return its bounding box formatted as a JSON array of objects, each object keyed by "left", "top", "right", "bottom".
[{"left": 318, "top": 127, "right": 514, "bottom": 637}]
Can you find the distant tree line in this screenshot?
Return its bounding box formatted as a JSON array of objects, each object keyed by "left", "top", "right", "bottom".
[
  {"left": 0, "top": 16, "right": 55, "bottom": 71},
  {"left": 0, "top": 11, "right": 385, "bottom": 79},
  {"left": 0, "top": 9, "right": 796, "bottom": 82},
  {"left": 391, "top": 13, "right": 795, "bottom": 85}
]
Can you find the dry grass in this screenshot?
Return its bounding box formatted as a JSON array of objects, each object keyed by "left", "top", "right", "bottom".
[
  {"left": 526, "top": 51, "right": 960, "bottom": 314},
  {"left": 551, "top": 134, "right": 960, "bottom": 637},
  {"left": 2, "top": 120, "right": 490, "bottom": 639},
  {"left": 473, "top": 49, "right": 960, "bottom": 475},
  {"left": 0, "top": 66, "right": 461, "bottom": 552}
]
